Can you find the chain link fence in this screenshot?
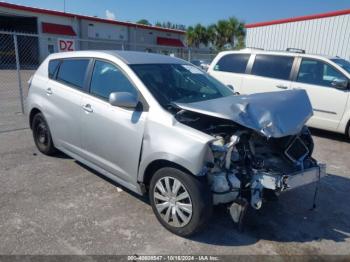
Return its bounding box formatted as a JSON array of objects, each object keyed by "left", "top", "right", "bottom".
[{"left": 0, "top": 31, "right": 217, "bottom": 132}]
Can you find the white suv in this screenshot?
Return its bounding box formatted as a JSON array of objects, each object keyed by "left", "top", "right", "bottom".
[{"left": 208, "top": 49, "right": 350, "bottom": 138}]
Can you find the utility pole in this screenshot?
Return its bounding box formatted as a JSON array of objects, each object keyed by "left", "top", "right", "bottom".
[{"left": 63, "top": 0, "right": 66, "bottom": 12}]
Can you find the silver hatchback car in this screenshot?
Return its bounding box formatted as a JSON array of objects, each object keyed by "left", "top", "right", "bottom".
[{"left": 27, "top": 51, "right": 325, "bottom": 236}]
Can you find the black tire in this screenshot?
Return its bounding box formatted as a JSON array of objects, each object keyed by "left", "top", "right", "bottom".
[
  {"left": 346, "top": 122, "right": 350, "bottom": 140},
  {"left": 149, "top": 167, "right": 212, "bottom": 237},
  {"left": 32, "top": 113, "right": 57, "bottom": 155}
]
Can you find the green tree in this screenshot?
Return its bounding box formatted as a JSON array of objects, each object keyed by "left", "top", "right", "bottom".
[
  {"left": 177, "top": 24, "right": 186, "bottom": 31},
  {"left": 186, "top": 17, "right": 245, "bottom": 50},
  {"left": 136, "top": 19, "right": 151, "bottom": 26},
  {"left": 206, "top": 24, "right": 217, "bottom": 46},
  {"left": 186, "top": 26, "right": 195, "bottom": 47},
  {"left": 186, "top": 24, "right": 207, "bottom": 48},
  {"left": 236, "top": 34, "right": 245, "bottom": 49},
  {"left": 194, "top": 24, "right": 208, "bottom": 47},
  {"left": 215, "top": 19, "right": 231, "bottom": 49},
  {"left": 227, "top": 17, "right": 246, "bottom": 48}
]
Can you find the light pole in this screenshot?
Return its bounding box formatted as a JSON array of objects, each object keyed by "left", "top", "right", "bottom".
[{"left": 63, "top": 0, "right": 66, "bottom": 12}]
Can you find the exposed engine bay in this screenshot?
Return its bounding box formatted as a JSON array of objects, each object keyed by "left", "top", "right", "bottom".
[{"left": 173, "top": 108, "right": 326, "bottom": 224}]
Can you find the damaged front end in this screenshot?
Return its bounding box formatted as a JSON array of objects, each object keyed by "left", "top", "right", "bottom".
[
  {"left": 172, "top": 90, "right": 326, "bottom": 224},
  {"left": 206, "top": 127, "right": 326, "bottom": 209}
]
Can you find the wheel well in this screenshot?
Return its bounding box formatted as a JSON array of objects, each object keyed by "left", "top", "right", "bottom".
[
  {"left": 29, "top": 108, "right": 41, "bottom": 129},
  {"left": 142, "top": 160, "right": 195, "bottom": 191}
]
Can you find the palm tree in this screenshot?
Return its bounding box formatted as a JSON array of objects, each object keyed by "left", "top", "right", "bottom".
[
  {"left": 206, "top": 24, "right": 217, "bottom": 47},
  {"left": 235, "top": 21, "right": 246, "bottom": 49},
  {"left": 215, "top": 20, "right": 230, "bottom": 49},
  {"left": 227, "top": 17, "right": 246, "bottom": 48},
  {"left": 227, "top": 17, "right": 238, "bottom": 47},
  {"left": 193, "top": 24, "right": 208, "bottom": 47},
  {"left": 186, "top": 26, "right": 195, "bottom": 47},
  {"left": 186, "top": 24, "right": 206, "bottom": 48},
  {"left": 186, "top": 18, "right": 246, "bottom": 50}
]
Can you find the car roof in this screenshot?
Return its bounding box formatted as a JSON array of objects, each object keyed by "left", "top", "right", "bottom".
[
  {"left": 218, "top": 48, "right": 339, "bottom": 60},
  {"left": 48, "top": 50, "right": 189, "bottom": 65}
]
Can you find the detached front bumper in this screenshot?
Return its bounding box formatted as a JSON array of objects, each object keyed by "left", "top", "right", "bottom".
[
  {"left": 250, "top": 163, "right": 326, "bottom": 209},
  {"left": 283, "top": 163, "right": 327, "bottom": 190}
]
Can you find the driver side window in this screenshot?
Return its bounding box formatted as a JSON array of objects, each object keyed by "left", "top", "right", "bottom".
[
  {"left": 90, "top": 60, "right": 137, "bottom": 100},
  {"left": 297, "top": 58, "right": 347, "bottom": 87}
]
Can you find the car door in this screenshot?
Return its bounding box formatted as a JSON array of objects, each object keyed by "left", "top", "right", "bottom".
[
  {"left": 291, "top": 58, "right": 349, "bottom": 131},
  {"left": 80, "top": 59, "right": 147, "bottom": 184},
  {"left": 240, "top": 54, "right": 295, "bottom": 94},
  {"left": 209, "top": 53, "right": 251, "bottom": 93},
  {"left": 46, "top": 58, "right": 91, "bottom": 154}
]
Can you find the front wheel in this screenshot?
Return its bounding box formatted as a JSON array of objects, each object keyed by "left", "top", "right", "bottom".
[{"left": 149, "top": 167, "right": 212, "bottom": 237}]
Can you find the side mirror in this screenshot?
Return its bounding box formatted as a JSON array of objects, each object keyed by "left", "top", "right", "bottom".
[
  {"left": 109, "top": 92, "right": 138, "bottom": 109},
  {"left": 331, "top": 78, "right": 349, "bottom": 90},
  {"left": 227, "top": 84, "right": 240, "bottom": 95},
  {"left": 227, "top": 84, "right": 234, "bottom": 90}
]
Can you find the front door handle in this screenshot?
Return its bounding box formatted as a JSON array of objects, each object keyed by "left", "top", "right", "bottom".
[
  {"left": 82, "top": 104, "right": 93, "bottom": 113},
  {"left": 46, "top": 87, "right": 53, "bottom": 95},
  {"left": 276, "top": 85, "right": 288, "bottom": 89}
]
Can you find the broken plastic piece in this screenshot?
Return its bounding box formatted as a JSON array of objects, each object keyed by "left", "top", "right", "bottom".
[{"left": 229, "top": 198, "right": 249, "bottom": 231}]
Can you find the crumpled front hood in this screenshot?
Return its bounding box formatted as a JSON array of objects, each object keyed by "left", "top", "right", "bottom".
[{"left": 175, "top": 89, "right": 313, "bottom": 138}]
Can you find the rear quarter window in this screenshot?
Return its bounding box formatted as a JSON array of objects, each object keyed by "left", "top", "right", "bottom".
[
  {"left": 214, "top": 54, "right": 250, "bottom": 73},
  {"left": 48, "top": 59, "right": 60, "bottom": 79},
  {"left": 56, "top": 59, "right": 90, "bottom": 89},
  {"left": 251, "top": 55, "right": 294, "bottom": 80}
]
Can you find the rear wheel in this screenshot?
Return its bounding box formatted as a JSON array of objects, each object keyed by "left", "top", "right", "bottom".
[
  {"left": 32, "top": 113, "right": 57, "bottom": 155},
  {"left": 346, "top": 122, "right": 350, "bottom": 140},
  {"left": 149, "top": 167, "right": 212, "bottom": 237}
]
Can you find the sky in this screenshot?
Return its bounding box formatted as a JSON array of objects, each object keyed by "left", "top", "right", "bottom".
[{"left": 4, "top": 0, "right": 350, "bottom": 26}]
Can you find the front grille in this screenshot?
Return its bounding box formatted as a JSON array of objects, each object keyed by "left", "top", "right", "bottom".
[{"left": 284, "top": 136, "right": 309, "bottom": 163}]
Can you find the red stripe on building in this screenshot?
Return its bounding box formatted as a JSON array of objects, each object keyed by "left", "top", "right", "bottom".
[
  {"left": 0, "top": 2, "right": 186, "bottom": 35},
  {"left": 157, "top": 37, "right": 184, "bottom": 47},
  {"left": 42, "top": 22, "right": 76, "bottom": 36},
  {"left": 246, "top": 9, "right": 350, "bottom": 28}
]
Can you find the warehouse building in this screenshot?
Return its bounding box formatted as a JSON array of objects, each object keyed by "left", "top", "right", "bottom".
[
  {"left": 0, "top": 2, "right": 186, "bottom": 64},
  {"left": 245, "top": 9, "right": 350, "bottom": 59}
]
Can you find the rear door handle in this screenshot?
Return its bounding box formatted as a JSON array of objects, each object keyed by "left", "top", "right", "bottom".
[
  {"left": 46, "top": 87, "right": 53, "bottom": 95},
  {"left": 276, "top": 85, "right": 288, "bottom": 89},
  {"left": 82, "top": 104, "right": 93, "bottom": 113}
]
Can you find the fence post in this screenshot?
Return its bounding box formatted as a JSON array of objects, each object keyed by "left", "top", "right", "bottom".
[
  {"left": 13, "top": 34, "right": 25, "bottom": 114},
  {"left": 187, "top": 48, "right": 191, "bottom": 62}
]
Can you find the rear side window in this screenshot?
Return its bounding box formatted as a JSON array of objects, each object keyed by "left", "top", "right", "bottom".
[
  {"left": 48, "top": 59, "right": 60, "bottom": 79},
  {"left": 56, "top": 59, "right": 90, "bottom": 89},
  {"left": 214, "top": 54, "right": 250, "bottom": 73},
  {"left": 251, "top": 55, "right": 294, "bottom": 80}
]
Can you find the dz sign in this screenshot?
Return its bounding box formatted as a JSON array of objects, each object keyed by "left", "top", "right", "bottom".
[{"left": 58, "top": 39, "right": 75, "bottom": 52}]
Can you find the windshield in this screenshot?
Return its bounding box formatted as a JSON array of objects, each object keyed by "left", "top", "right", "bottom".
[
  {"left": 131, "top": 63, "right": 233, "bottom": 106},
  {"left": 331, "top": 58, "right": 350, "bottom": 74}
]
